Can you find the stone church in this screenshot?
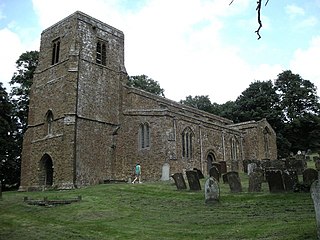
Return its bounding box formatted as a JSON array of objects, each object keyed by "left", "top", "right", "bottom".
[{"left": 19, "top": 11, "right": 277, "bottom": 191}]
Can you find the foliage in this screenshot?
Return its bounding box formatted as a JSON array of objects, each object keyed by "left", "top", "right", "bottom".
[
  {"left": 274, "top": 70, "right": 320, "bottom": 123},
  {"left": 128, "top": 75, "right": 165, "bottom": 97},
  {"left": 0, "top": 179, "right": 316, "bottom": 240},
  {"left": 180, "top": 95, "right": 214, "bottom": 113},
  {"left": 0, "top": 83, "right": 20, "bottom": 189},
  {"left": 10, "top": 51, "right": 39, "bottom": 134}
]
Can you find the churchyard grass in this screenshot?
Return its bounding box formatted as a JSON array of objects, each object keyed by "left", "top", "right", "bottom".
[{"left": 0, "top": 173, "right": 316, "bottom": 240}]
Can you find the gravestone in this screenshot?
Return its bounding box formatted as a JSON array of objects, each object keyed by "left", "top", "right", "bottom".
[
  {"left": 193, "top": 168, "right": 204, "bottom": 179},
  {"left": 219, "top": 161, "right": 227, "bottom": 174},
  {"left": 227, "top": 171, "right": 242, "bottom": 193},
  {"left": 204, "top": 177, "right": 220, "bottom": 204},
  {"left": 222, "top": 173, "right": 229, "bottom": 184},
  {"left": 243, "top": 160, "right": 250, "bottom": 174},
  {"left": 171, "top": 173, "right": 187, "bottom": 190},
  {"left": 266, "top": 169, "right": 285, "bottom": 193},
  {"left": 311, "top": 180, "right": 320, "bottom": 239},
  {"left": 282, "top": 169, "right": 298, "bottom": 192},
  {"left": 303, "top": 168, "right": 318, "bottom": 186},
  {"left": 161, "top": 163, "right": 170, "bottom": 181},
  {"left": 212, "top": 163, "right": 221, "bottom": 177},
  {"left": 186, "top": 170, "right": 201, "bottom": 191},
  {"left": 209, "top": 166, "right": 220, "bottom": 182},
  {"left": 248, "top": 171, "right": 263, "bottom": 192},
  {"left": 247, "top": 163, "right": 257, "bottom": 176}
]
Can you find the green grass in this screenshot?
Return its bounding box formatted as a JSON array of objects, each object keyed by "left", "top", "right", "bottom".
[{"left": 0, "top": 173, "right": 317, "bottom": 240}]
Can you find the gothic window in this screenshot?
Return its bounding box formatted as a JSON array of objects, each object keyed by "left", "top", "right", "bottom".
[
  {"left": 230, "top": 137, "right": 238, "bottom": 161},
  {"left": 45, "top": 110, "right": 54, "bottom": 135},
  {"left": 139, "top": 123, "right": 150, "bottom": 149},
  {"left": 96, "top": 40, "right": 106, "bottom": 66},
  {"left": 51, "top": 38, "right": 60, "bottom": 65},
  {"left": 182, "top": 127, "right": 193, "bottom": 159}
]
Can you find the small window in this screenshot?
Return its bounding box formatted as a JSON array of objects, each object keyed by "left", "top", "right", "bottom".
[
  {"left": 182, "top": 127, "right": 193, "bottom": 159},
  {"left": 51, "top": 38, "right": 60, "bottom": 65},
  {"left": 139, "top": 123, "right": 150, "bottom": 149},
  {"left": 96, "top": 40, "right": 106, "bottom": 66},
  {"left": 46, "top": 110, "right": 54, "bottom": 135}
]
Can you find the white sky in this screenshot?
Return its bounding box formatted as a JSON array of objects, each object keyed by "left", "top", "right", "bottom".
[{"left": 1, "top": 0, "right": 320, "bottom": 103}]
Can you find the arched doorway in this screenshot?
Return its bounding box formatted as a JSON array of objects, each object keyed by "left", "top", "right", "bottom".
[
  {"left": 39, "top": 154, "right": 54, "bottom": 186},
  {"left": 207, "top": 152, "right": 216, "bottom": 174}
]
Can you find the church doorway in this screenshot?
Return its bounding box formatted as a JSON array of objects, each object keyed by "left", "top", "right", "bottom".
[
  {"left": 39, "top": 154, "right": 54, "bottom": 186},
  {"left": 207, "top": 152, "right": 216, "bottom": 174}
]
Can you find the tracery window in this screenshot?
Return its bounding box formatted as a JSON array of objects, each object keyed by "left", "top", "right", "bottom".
[
  {"left": 139, "top": 123, "right": 150, "bottom": 149},
  {"left": 96, "top": 40, "right": 106, "bottom": 66},
  {"left": 182, "top": 127, "right": 193, "bottom": 159},
  {"left": 51, "top": 38, "right": 60, "bottom": 65}
]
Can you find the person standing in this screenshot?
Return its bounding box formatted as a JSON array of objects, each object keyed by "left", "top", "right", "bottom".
[{"left": 132, "top": 163, "right": 141, "bottom": 184}]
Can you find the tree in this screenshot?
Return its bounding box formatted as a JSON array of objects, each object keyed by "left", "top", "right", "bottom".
[
  {"left": 180, "top": 95, "right": 214, "bottom": 113},
  {"left": 10, "top": 51, "right": 39, "bottom": 134},
  {"left": 274, "top": 70, "right": 320, "bottom": 123},
  {"left": 0, "top": 83, "right": 19, "bottom": 189},
  {"left": 128, "top": 75, "right": 165, "bottom": 97},
  {"left": 234, "top": 80, "right": 283, "bottom": 129}
]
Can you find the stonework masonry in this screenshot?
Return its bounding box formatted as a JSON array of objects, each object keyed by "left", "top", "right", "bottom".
[{"left": 19, "top": 11, "right": 277, "bottom": 191}]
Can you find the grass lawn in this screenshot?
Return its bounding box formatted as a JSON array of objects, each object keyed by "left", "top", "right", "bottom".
[{"left": 0, "top": 172, "right": 317, "bottom": 240}]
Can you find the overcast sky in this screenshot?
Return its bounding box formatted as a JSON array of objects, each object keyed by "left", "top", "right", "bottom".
[{"left": 1, "top": 0, "right": 320, "bottom": 103}]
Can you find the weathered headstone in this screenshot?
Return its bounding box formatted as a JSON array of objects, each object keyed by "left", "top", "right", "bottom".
[
  {"left": 303, "top": 168, "right": 318, "bottom": 186},
  {"left": 204, "top": 177, "right": 220, "bottom": 204},
  {"left": 247, "top": 163, "right": 257, "bottom": 176},
  {"left": 311, "top": 180, "right": 320, "bottom": 239},
  {"left": 186, "top": 170, "right": 201, "bottom": 191},
  {"left": 209, "top": 166, "right": 220, "bottom": 182},
  {"left": 171, "top": 173, "right": 187, "bottom": 190},
  {"left": 266, "top": 169, "right": 285, "bottom": 193},
  {"left": 212, "top": 163, "right": 221, "bottom": 177},
  {"left": 161, "top": 163, "right": 170, "bottom": 181},
  {"left": 222, "top": 173, "right": 229, "bottom": 184},
  {"left": 227, "top": 171, "right": 242, "bottom": 193},
  {"left": 193, "top": 168, "right": 204, "bottom": 179},
  {"left": 282, "top": 169, "right": 298, "bottom": 192},
  {"left": 219, "top": 161, "right": 227, "bottom": 174},
  {"left": 248, "top": 171, "right": 263, "bottom": 192}
]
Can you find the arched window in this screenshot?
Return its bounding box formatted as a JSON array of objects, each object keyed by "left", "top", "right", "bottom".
[
  {"left": 230, "top": 137, "right": 239, "bottom": 161},
  {"left": 182, "top": 127, "right": 193, "bottom": 159},
  {"left": 96, "top": 40, "right": 107, "bottom": 66},
  {"left": 139, "top": 123, "right": 150, "bottom": 149},
  {"left": 45, "top": 110, "right": 54, "bottom": 135},
  {"left": 51, "top": 38, "right": 60, "bottom": 65}
]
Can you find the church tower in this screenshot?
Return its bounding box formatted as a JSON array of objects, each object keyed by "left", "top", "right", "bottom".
[{"left": 20, "top": 12, "right": 127, "bottom": 190}]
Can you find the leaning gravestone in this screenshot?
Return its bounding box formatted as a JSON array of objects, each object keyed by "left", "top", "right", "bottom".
[
  {"left": 219, "top": 161, "right": 227, "bottom": 174},
  {"left": 266, "top": 169, "right": 285, "bottom": 193},
  {"left": 248, "top": 171, "right": 263, "bottom": 192},
  {"left": 204, "top": 177, "right": 220, "bottom": 204},
  {"left": 303, "top": 168, "right": 318, "bottom": 186},
  {"left": 186, "top": 170, "right": 201, "bottom": 191},
  {"left": 209, "top": 166, "right": 220, "bottom": 182},
  {"left": 171, "top": 173, "right": 187, "bottom": 190},
  {"left": 193, "top": 168, "right": 204, "bottom": 179},
  {"left": 227, "top": 171, "right": 242, "bottom": 193},
  {"left": 282, "top": 169, "right": 298, "bottom": 192},
  {"left": 311, "top": 180, "right": 320, "bottom": 239}
]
